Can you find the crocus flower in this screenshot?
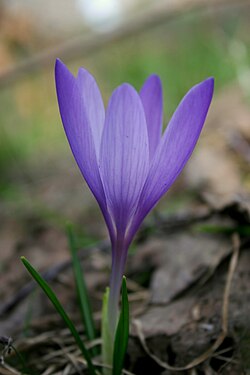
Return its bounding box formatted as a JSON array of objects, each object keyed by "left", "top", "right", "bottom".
[{"left": 55, "top": 59, "right": 214, "bottom": 334}]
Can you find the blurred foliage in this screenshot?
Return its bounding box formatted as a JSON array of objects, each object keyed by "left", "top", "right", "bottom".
[{"left": 0, "top": 9, "right": 249, "bottom": 197}]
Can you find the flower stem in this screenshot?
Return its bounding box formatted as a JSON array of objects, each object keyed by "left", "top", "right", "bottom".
[
  {"left": 102, "top": 237, "right": 128, "bottom": 372},
  {"left": 108, "top": 252, "right": 126, "bottom": 336},
  {"left": 108, "top": 240, "right": 128, "bottom": 339}
]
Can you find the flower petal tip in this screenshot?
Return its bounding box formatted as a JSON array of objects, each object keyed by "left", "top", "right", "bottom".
[
  {"left": 55, "top": 59, "right": 76, "bottom": 81},
  {"left": 201, "top": 77, "right": 214, "bottom": 95},
  {"left": 187, "top": 77, "right": 214, "bottom": 108},
  {"left": 77, "top": 66, "right": 92, "bottom": 80},
  {"left": 147, "top": 74, "right": 162, "bottom": 84},
  {"left": 111, "top": 82, "right": 140, "bottom": 102},
  {"left": 55, "top": 58, "right": 65, "bottom": 74},
  {"left": 55, "top": 59, "right": 68, "bottom": 83},
  {"left": 117, "top": 82, "right": 136, "bottom": 92},
  {"left": 141, "top": 74, "right": 162, "bottom": 93},
  {"left": 55, "top": 57, "right": 62, "bottom": 65}
]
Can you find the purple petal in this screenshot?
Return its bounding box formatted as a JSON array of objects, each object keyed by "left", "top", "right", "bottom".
[
  {"left": 55, "top": 59, "right": 111, "bottom": 229},
  {"left": 76, "top": 68, "right": 105, "bottom": 158},
  {"left": 99, "top": 83, "right": 149, "bottom": 235},
  {"left": 140, "top": 75, "right": 163, "bottom": 159},
  {"left": 128, "top": 77, "right": 214, "bottom": 241}
]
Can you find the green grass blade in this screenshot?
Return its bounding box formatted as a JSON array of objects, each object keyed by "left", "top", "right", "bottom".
[
  {"left": 21, "top": 256, "right": 97, "bottom": 375},
  {"left": 11, "top": 345, "right": 34, "bottom": 375},
  {"left": 67, "top": 224, "right": 96, "bottom": 347},
  {"left": 112, "top": 276, "right": 129, "bottom": 375}
]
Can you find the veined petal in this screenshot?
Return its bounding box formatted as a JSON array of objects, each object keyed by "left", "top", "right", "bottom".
[
  {"left": 140, "top": 75, "right": 163, "bottom": 159},
  {"left": 100, "top": 83, "right": 149, "bottom": 234},
  {"left": 76, "top": 68, "right": 105, "bottom": 158},
  {"left": 55, "top": 59, "right": 107, "bottom": 215},
  {"left": 128, "top": 77, "right": 214, "bottom": 241}
]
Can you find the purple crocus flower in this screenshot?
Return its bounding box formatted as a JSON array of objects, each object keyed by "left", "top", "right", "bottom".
[{"left": 55, "top": 59, "right": 214, "bottom": 334}]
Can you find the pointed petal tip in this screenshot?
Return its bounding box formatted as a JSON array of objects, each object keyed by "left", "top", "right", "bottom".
[
  {"left": 206, "top": 76, "right": 215, "bottom": 83},
  {"left": 204, "top": 76, "right": 214, "bottom": 87},
  {"left": 208, "top": 77, "right": 214, "bottom": 94},
  {"left": 202, "top": 77, "right": 215, "bottom": 104},
  {"left": 141, "top": 74, "right": 162, "bottom": 91},
  {"left": 199, "top": 77, "right": 214, "bottom": 94},
  {"left": 55, "top": 58, "right": 65, "bottom": 73},
  {"left": 118, "top": 82, "right": 135, "bottom": 91},
  {"left": 55, "top": 59, "right": 77, "bottom": 98},
  {"left": 55, "top": 57, "right": 61, "bottom": 65},
  {"left": 146, "top": 73, "right": 162, "bottom": 84},
  {"left": 111, "top": 82, "right": 138, "bottom": 99},
  {"left": 187, "top": 77, "right": 214, "bottom": 106},
  {"left": 56, "top": 61, "right": 95, "bottom": 82},
  {"left": 77, "top": 66, "right": 92, "bottom": 79},
  {"left": 55, "top": 58, "right": 68, "bottom": 81},
  {"left": 55, "top": 59, "right": 76, "bottom": 80}
]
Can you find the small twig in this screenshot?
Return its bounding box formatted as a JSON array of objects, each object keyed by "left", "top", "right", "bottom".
[
  {"left": 76, "top": 356, "right": 136, "bottom": 375},
  {"left": 210, "top": 345, "right": 234, "bottom": 358},
  {"left": 41, "top": 366, "right": 57, "bottom": 375},
  {"left": 0, "top": 0, "right": 249, "bottom": 87},
  {"left": 53, "top": 339, "right": 83, "bottom": 374},
  {"left": 0, "top": 363, "right": 21, "bottom": 375},
  {"left": 0, "top": 239, "right": 109, "bottom": 317},
  {"left": 212, "top": 354, "right": 238, "bottom": 365},
  {"left": 134, "top": 233, "right": 240, "bottom": 371},
  {"left": 128, "top": 290, "right": 149, "bottom": 303},
  {"left": 0, "top": 336, "right": 13, "bottom": 365},
  {"left": 221, "top": 233, "right": 240, "bottom": 334}
]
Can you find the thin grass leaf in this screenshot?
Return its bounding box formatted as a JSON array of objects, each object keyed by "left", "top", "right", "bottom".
[
  {"left": 11, "top": 345, "right": 34, "bottom": 375},
  {"left": 195, "top": 224, "right": 250, "bottom": 236},
  {"left": 67, "top": 224, "right": 96, "bottom": 348},
  {"left": 21, "top": 256, "right": 97, "bottom": 375},
  {"left": 112, "top": 276, "right": 129, "bottom": 375}
]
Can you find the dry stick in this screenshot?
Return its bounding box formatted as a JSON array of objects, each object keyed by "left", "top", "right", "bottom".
[
  {"left": 51, "top": 337, "right": 86, "bottom": 374},
  {"left": 0, "top": 239, "right": 109, "bottom": 317},
  {"left": 0, "top": 0, "right": 249, "bottom": 87},
  {"left": 41, "top": 366, "right": 57, "bottom": 375},
  {"left": 76, "top": 356, "right": 136, "bottom": 375},
  {"left": 134, "top": 233, "right": 240, "bottom": 372},
  {"left": 0, "top": 363, "right": 21, "bottom": 375}
]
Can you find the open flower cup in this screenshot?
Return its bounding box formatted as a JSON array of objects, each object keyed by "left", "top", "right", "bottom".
[{"left": 55, "top": 59, "right": 214, "bottom": 353}]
